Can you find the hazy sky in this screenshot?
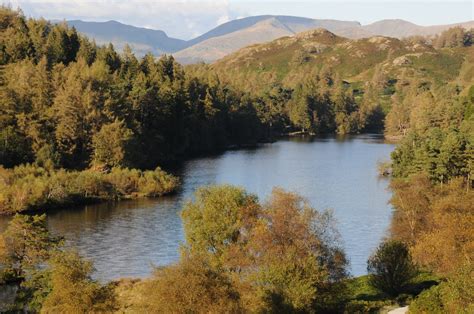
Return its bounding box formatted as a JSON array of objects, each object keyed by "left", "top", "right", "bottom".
[{"left": 3, "top": 0, "right": 473, "bottom": 39}]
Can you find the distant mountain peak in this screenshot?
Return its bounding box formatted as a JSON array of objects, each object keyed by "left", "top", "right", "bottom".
[
  {"left": 371, "top": 18, "right": 414, "bottom": 23},
  {"left": 66, "top": 19, "right": 186, "bottom": 55},
  {"left": 255, "top": 17, "right": 294, "bottom": 33},
  {"left": 66, "top": 16, "right": 474, "bottom": 64},
  {"left": 174, "top": 16, "right": 361, "bottom": 64}
]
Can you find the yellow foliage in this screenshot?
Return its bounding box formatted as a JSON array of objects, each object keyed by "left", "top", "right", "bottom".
[
  {"left": 391, "top": 176, "right": 474, "bottom": 276},
  {"left": 134, "top": 255, "right": 242, "bottom": 313}
]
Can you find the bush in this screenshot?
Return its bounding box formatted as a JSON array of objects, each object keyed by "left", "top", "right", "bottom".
[
  {"left": 344, "top": 299, "right": 392, "bottom": 313},
  {"left": 137, "top": 255, "right": 242, "bottom": 313},
  {"left": 136, "top": 167, "right": 180, "bottom": 197},
  {"left": 0, "top": 165, "right": 179, "bottom": 214},
  {"left": 106, "top": 168, "right": 141, "bottom": 195},
  {"left": 40, "top": 251, "right": 116, "bottom": 313},
  {"left": 410, "top": 263, "right": 474, "bottom": 313},
  {"left": 409, "top": 285, "right": 444, "bottom": 314},
  {"left": 0, "top": 214, "right": 60, "bottom": 282},
  {"left": 367, "top": 240, "right": 417, "bottom": 296}
]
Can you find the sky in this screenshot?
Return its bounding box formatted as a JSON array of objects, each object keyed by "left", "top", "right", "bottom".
[{"left": 2, "top": 0, "right": 473, "bottom": 39}]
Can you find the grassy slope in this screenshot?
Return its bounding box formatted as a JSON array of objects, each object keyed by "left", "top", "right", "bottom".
[
  {"left": 210, "top": 29, "right": 473, "bottom": 96},
  {"left": 346, "top": 273, "right": 440, "bottom": 312}
]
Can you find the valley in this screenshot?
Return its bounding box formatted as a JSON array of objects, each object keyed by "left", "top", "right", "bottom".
[{"left": 0, "top": 4, "right": 473, "bottom": 313}]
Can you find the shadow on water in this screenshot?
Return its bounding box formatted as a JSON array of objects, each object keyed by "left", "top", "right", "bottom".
[{"left": 0, "top": 134, "right": 395, "bottom": 282}]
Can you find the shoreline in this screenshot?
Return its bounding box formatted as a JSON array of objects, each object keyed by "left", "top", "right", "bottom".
[{"left": 0, "top": 167, "right": 180, "bottom": 216}]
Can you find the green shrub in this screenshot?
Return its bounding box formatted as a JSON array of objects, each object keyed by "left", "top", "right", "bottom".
[
  {"left": 344, "top": 299, "right": 392, "bottom": 313},
  {"left": 367, "top": 240, "right": 417, "bottom": 296},
  {"left": 40, "top": 251, "right": 117, "bottom": 313},
  {"left": 409, "top": 285, "right": 444, "bottom": 314},
  {"left": 0, "top": 165, "right": 179, "bottom": 214},
  {"left": 411, "top": 263, "right": 474, "bottom": 313},
  {"left": 73, "top": 170, "right": 115, "bottom": 199},
  {"left": 137, "top": 167, "right": 179, "bottom": 197},
  {"left": 106, "top": 168, "right": 141, "bottom": 195}
]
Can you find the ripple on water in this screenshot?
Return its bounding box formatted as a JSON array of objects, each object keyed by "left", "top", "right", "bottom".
[{"left": 0, "top": 135, "right": 395, "bottom": 281}]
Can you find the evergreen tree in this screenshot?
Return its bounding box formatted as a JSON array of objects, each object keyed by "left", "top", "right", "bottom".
[
  {"left": 0, "top": 214, "right": 60, "bottom": 280},
  {"left": 91, "top": 119, "right": 133, "bottom": 170},
  {"left": 288, "top": 84, "right": 312, "bottom": 132},
  {"left": 53, "top": 65, "right": 89, "bottom": 167}
]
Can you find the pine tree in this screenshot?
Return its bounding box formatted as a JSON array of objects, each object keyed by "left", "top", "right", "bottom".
[
  {"left": 288, "top": 84, "right": 312, "bottom": 133},
  {"left": 1, "top": 214, "right": 60, "bottom": 279},
  {"left": 91, "top": 119, "right": 133, "bottom": 170},
  {"left": 53, "top": 67, "right": 88, "bottom": 167},
  {"left": 0, "top": 7, "right": 33, "bottom": 63}
]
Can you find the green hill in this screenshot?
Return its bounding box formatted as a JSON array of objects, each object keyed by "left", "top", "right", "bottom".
[
  {"left": 212, "top": 28, "right": 471, "bottom": 91},
  {"left": 200, "top": 28, "right": 473, "bottom": 136}
]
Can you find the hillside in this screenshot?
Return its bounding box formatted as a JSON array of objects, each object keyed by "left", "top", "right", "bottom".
[
  {"left": 185, "top": 15, "right": 360, "bottom": 46},
  {"left": 67, "top": 17, "right": 473, "bottom": 63},
  {"left": 175, "top": 17, "right": 474, "bottom": 64},
  {"left": 67, "top": 20, "right": 187, "bottom": 55},
  {"left": 201, "top": 27, "right": 473, "bottom": 138},
  {"left": 173, "top": 16, "right": 360, "bottom": 63},
  {"left": 211, "top": 28, "right": 472, "bottom": 93},
  {"left": 173, "top": 17, "right": 298, "bottom": 64},
  {"left": 361, "top": 19, "right": 474, "bottom": 39}
]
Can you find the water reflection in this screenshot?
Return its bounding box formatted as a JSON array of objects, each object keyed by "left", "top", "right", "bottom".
[{"left": 0, "top": 134, "right": 395, "bottom": 281}]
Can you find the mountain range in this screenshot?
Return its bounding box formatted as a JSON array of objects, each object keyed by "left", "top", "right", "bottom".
[
  {"left": 66, "top": 20, "right": 188, "bottom": 55},
  {"left": 67, "top": 16, "right": 474, "bottom": 64}
]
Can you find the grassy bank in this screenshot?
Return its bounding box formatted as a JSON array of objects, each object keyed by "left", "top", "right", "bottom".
[
  {"left": 0, "top": 165, "right": 179, "bottom": 214},
  {"left": 345, "top": 273, "right": 440, "bottom": 313}
]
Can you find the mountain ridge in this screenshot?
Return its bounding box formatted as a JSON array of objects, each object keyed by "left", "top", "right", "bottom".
[
  {"left": 66, "top": 16, "right": 474, "bottom": 63},
  {"left": 66, "top": 19, "right": 187, "bottom": 55},
  {"left": 172, "top": 16, "right": 363, "bottom": 63}
]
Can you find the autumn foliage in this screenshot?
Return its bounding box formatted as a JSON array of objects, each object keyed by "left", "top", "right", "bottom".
[{"left": 109, "top": 183, "right": 351, "bottom": 312}]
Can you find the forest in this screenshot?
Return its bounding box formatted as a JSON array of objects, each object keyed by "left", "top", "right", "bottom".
[
  {"left": 0, "top": 5, "right": 473, "bottom": 313},
  {"left": 2, "top": 8, "right": 473, "bottom": 173}
]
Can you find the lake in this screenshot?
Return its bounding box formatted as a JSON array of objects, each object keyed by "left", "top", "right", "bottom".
[{"left": 1, "top": 134, "right": 395, "bottom": 281}]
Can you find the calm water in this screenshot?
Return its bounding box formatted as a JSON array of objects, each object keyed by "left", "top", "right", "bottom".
[{"left": 1, "top": 135, "right": 395, "bottom": 281}]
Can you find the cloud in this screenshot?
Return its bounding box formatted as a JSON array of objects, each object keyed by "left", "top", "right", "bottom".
[{"left": 3, "top": 0, "right": 241, "bottom": 39}]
